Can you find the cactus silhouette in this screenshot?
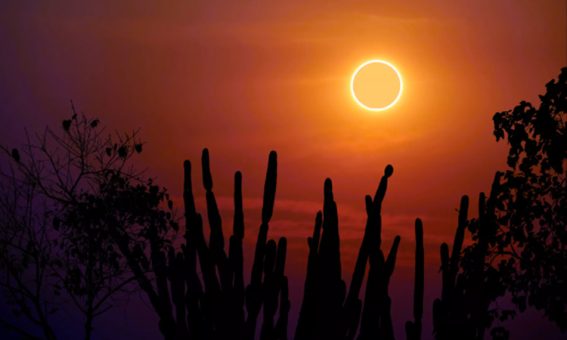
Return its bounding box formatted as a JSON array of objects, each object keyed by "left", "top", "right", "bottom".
[
  {"left": 406, "top": 219, "right": 424, "bottom": 340},
  {"left": 117, "top": 149, "right": 288, "bottom": 340},
  {"left": 295, "top": 165, "right": 425, "bottom": 340},
  {"left": 433, "top": 174, "right": 505, "bottom": 340},
  {"left": 433, "top": 195, "right": 475, "bottom": 340},
  {"left": 113, "top": 150, "right": 521, "bottom": 340}
]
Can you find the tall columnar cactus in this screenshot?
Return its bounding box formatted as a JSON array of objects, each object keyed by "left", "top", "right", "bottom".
[
  {"left": 405, "top": 218, "right": 424, "bottom": 340},
  {"left": 121, "top": 149, "right": 289, "bottom": 340},
  {"left": 295, "top": 177, "right": 347, "bottom": 340},
  {"left": 229, "top": 171, "right": 245, "bottom": 333},
  {"left": 295, "top": 164, "right": 422, "bottom": 340},
  {"left": 433, "top": 174, "right": 503, "bottom": 340},
  {"left": 294, "top": 212, "right": 323, "bottom": 340},
  {"left": 182, "top": 159, "right": 206, "bottom": 339},
  {"left": 245, "top": 151, "right": 288, "bottom": 340},
  {"left": 125, "top": 151, "right": 435, "bottom": 340},
  {"left": 433, "top": 195, "right": 471, "bottom": 340},
  {"left": 358, "top": 165, "right": 401, "bottom": 340},
  {"left": 315, "top": 178, "right": 347, "bottom": 339}
]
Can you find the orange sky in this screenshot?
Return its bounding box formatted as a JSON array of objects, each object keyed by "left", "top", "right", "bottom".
[{"left": 1, "top": 1, "right": 565, "bottom": 338}]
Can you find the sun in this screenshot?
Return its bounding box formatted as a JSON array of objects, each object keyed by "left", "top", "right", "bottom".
[{"left": 350, "top": 59, "right": 403, "bottom": 112}]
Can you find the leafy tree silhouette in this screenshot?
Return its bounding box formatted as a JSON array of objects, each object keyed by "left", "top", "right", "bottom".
[
  {"left": 0, "top": 109, "right": 158, "bottom": 339},
  {"left": 490, "top": 68, "right": 567, "bottom": 331},
  {"left": 488, "top": 67, "right": 566, "bottom": 330},
  {"left": 434, "top": 67, "right": 567, "bottom": 339}
]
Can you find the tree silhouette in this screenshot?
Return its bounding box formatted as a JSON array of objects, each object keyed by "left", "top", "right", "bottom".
[
  {"left": 0, "top": 109, "right": 156, "bottom": 339},
  {"left": 488, "top": 67, "right": 566, "bottom": 330},
  {"left": 0, "top": 172, "right": 57, "bottom": 339},
  {"left": 435, "top": 67, "right": 567, "bottom": 339}
]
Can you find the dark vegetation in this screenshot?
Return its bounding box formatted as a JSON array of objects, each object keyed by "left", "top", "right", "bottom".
[
  {"left": 0, "top": 69, "right": 565, "bottom": 339},
  {"left": 0, "top": 110, "right": 154, "bottom": 340}
]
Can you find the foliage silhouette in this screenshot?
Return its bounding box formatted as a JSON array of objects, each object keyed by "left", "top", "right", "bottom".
[
  {"left": 487, "top": 67, "right": 567, "bottom": 330},
  {"left": 0, "top": 110, "right": 153, "bottom": 339},
  {"left": 434, "top": 67, "right": 567, "bottom": 339}
]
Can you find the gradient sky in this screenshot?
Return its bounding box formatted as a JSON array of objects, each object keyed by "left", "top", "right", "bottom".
[{"left": 1, "top": 1, "right": 566, "bottom": 339}]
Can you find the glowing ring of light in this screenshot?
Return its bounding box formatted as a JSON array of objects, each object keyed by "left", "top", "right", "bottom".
[{"left": 350, "top": 59, "right": 403, "bottom": 112}]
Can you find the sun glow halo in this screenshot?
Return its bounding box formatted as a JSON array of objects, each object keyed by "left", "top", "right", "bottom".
[{"left": 350, "top": 59, "right": 403, "bottom": 112}]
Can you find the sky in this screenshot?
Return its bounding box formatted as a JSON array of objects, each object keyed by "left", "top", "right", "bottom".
[{"left": 0, "top": 1, "right": 566, "bottom": 339}]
